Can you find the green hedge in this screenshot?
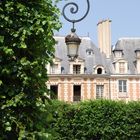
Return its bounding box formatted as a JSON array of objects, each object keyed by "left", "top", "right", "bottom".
[{"left": 48, "top": 100, "right": 140, "bottom": 140}]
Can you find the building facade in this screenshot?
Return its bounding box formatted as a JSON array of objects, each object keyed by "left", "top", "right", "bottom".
[{"left": 46, "top": 20, "right": 140, "bottom": 102}]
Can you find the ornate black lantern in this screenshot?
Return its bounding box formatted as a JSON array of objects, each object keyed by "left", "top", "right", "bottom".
[
  {"left": 62, "top": 0, "right": 90, "bottom": 60},
  {"left": 65, "top": 30, "right": 81, "bottom": 60}
]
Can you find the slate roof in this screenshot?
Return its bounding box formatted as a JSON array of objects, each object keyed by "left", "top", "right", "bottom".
[
  {"left": 113, "top": 38, "right": 140, "bottom": 74},
  {"left": 54, "top": 36, "right": 140, "bottom": 75},
  {"left": 54, "top": 36, "right": 111, "bottom": 74}
]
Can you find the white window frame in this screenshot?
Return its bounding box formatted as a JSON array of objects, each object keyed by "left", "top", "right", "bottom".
[
  {"left": 119, "top": 62, "right": 125, "bottom": 74},
  {"left": 114, "top": 59, "right": 128, "bottom": 74},
  {"left": 49, "top": 58, "right": 61, "bottom": 74},
  {"left": 50, "top": 64, "right": 59, "bottom": 74},
  {"left": 69, "top": 58, "right": 84, "bottom": 74},
  {"left": 73, "top": 64, "right": 81, "bottom": 74},
  {"left": 96, "top": 85, "right": 104, "bottom": 99},
  {"left": 118, "top": 80, "right": 127, "bottom": 93}
]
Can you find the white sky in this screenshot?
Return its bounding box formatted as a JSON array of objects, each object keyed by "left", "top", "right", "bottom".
[{"left": 56, "top": 0, "right": 140, "bottom": 46}]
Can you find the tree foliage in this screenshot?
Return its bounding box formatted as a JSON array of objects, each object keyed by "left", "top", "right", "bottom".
[
  {"left": 0, "top": 0, "right": 61, "bottom": 139},
  {"left": 50, "top": 100, "right": 140, "bottom": 140}
]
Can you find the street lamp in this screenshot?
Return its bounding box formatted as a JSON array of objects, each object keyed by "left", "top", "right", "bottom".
[
  {"left": 62, "top": 0, "right": 90, "bottom": 61},
  {"left": 65, "top": 29, "right": 81, "bottom": 61}
]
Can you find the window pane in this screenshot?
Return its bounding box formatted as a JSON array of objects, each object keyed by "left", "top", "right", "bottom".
[
  {"left": 123, "top": 85, "right": 127, "bottom": 92},
  {"left": 118, "top": 80, "right": 127, "bottom": 92},
  {"left": 51, "top": 64, "right": 58, "bottom": 74},
  {"left": 119, "top": 62, "right": 125, "bottom": 73},
  {"left": 73, "top": 85, "right": 81, "bottom": 102},
  {"left": 73, "top": 65, "right": 81, "bottom": 74},
  {"left": 119, "top": 80, "right": 122, "bottom": 85},
  {"left": 123, "top": 80, "right": 126, "bottom": 86},
  {"left": 50, "top": 85, "right": 58, "bottom": 99},
  {"left": 119, "top": 85, "right": 122, "bottom": 92},
  {"left": 96, "top": 85, "right": 104, "bottom": 99}
]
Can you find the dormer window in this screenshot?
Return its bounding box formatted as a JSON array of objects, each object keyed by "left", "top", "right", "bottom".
[
  {"left": 119, "top": 62, "right": 125, "bottom": 74},
  {"left": 113, "top": 48, "right": 123, "bottom": 58},
  {"left": 69, "top": 58, "right": 84, "bottom": 74},
  {"left": 93, "top": 65, "right": 105, "bottom": 74},
  {"left": 97, "top": 68, "right": 102, "bottom": 74},
  {"left": 113, "top": 59, "right": 128, "bottom": 74},
  {"left": 49, "top": 57, "right": 62, "bottom": 74},
  {"left": 135, "top": 48, "right": 140, "bottom": 58},
  {"left": 50, "top": 64, "right": 58, "bottom": 74},
  {"left": 73, "top": 64, "right": 81, "bottom": 74},
  {"left": 86, "top": 48, "right": 93, "bottom": 56}
]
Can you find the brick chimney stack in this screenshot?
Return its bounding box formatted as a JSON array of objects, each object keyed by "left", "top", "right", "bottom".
[{"left": 97, "top": 19, "right": 112, "bottom": 58}]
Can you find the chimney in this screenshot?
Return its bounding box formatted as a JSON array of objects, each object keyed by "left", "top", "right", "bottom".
[{"left": 97, "top": 19, "right": 112, "bottom": 58}]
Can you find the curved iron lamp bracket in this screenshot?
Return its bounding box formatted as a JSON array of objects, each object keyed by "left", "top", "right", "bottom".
[{"left": 62, "top": 0, "right": 90, "bottom": 32}]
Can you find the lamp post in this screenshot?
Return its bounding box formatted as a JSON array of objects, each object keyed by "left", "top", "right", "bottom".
[{"left": 62, "top": 0, "right": 90, "bottom": 61}]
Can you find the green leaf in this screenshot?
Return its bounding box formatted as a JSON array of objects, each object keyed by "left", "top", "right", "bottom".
[
  {"left": 20, "top": 43, "right": 27, "bottom": 49},
  {"left": 42, "top": 20, "right": 47, "bottom": 25},
  {"left": 0, "top": 80, "right": 2, "bottom": 86},
  {"left": 0, "top": 0, "right": 61, "bottom": 138},
  {"left": 0, "top": 95, "right": 6, "bottom": 99},
  {"left": 0, "top": 36, "right": 4, "bottom": 43},
  {"left": 6, "top": 126, "right": 12, "bottom": 131},
  {"left": 3, "top": 47, "right": 14, "bottom": 55},
  {"left": 2, "top": 68, "right": 10, "bottom": 74},
  {"left": 5, "top": 122, "right": 12, "bottom": 131},
  {"left": 20, "top": 57, "right": 30, "bottom": 66}
]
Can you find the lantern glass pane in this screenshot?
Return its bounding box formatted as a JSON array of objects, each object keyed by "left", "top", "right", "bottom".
[{"left": 67, "top": 43, "right": 79, "bottom": 57}]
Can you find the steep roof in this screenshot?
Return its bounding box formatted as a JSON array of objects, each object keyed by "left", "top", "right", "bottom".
[
  {"left": 54, "top": 36, "right": 110, "bottom": 74},
  {"left": 114, "top": 38, "right": 140, "bottom": 74},
  {"left": 54, "top": 36, "right": 140, "bottom": 75}
]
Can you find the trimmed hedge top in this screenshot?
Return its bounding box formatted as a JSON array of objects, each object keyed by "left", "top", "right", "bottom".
[{"left": 48, "top": 100, "right": 140, "bottom": 140}]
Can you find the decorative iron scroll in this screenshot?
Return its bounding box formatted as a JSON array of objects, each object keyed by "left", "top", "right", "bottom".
[{"left": 62, "top": 0, "right": 90, "bottom": 31}]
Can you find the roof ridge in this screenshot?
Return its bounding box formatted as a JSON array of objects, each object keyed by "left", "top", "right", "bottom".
[{"left": 118, "top": 37, "right": 140, "bottom": 40}]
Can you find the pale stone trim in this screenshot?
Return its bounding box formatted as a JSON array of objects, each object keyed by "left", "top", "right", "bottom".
[
  {"left": 64, "top": 78, "right": 68, "bottom": 101},
  {"left": 69, "top": 58, "right": 85, "bottom": 74},
  {"left": 93, "top": 65, "right": 106, "bottom": 74},
  {"left": 87, "top": 79, "right": 91, "bottom": 99}
]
